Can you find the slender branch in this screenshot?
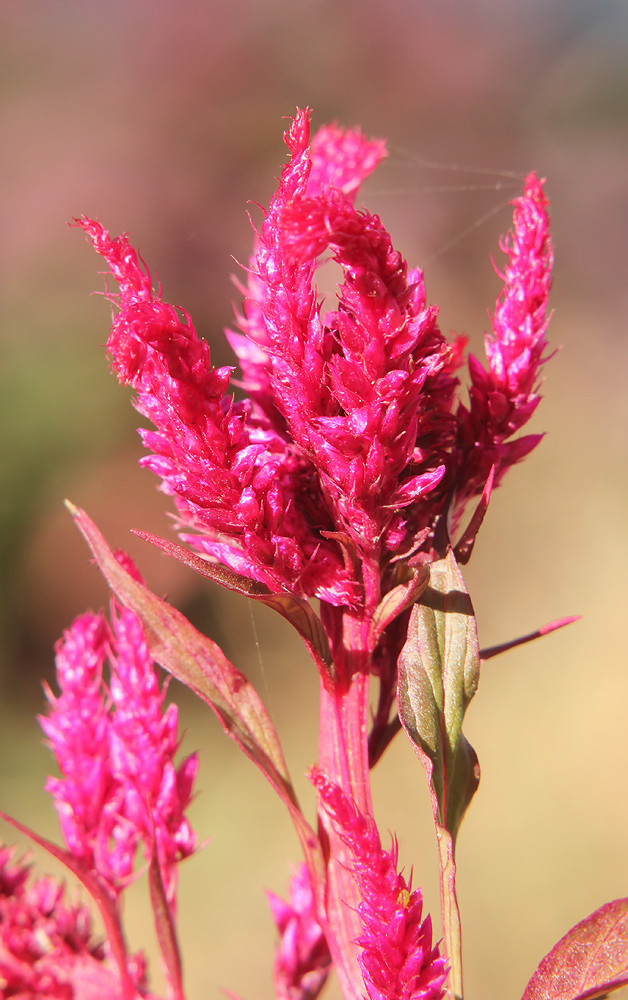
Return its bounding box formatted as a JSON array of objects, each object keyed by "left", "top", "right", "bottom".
[
  {"left": 480, "top": 615, "right": 580, "bottom": 661},
  {"left": 368, "top": 713, "right": 402, "bottom": 768},
  {"left": 436, "top": 824, "right": 464, "bottom": 1000}
]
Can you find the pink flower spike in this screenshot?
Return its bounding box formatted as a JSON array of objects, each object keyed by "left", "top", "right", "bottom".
[
  {"left": 454, "top": 173, "right": 554, "bottom": 512},
  {"left": 488, "top": 173, "right": 553, "bottom": 403},
  {"left": 311, "top": 768, "right": 447, "bottom": 1000},
  {"left": 306, "top": 122, "right": 387, "bottom": 200},
  {"left": 266, "top": 863, "right": 331, "bottom": 1000},
  {"left": 39, "top": 611, "right": 138, "bottom": 897},
  {"left": 79, "top": 215, "right": 356, "bottom": 609},
  {"left": 240, "top": 110, "right": 457, "bottom": 596},
  {"left": 107, "top": 566, "right": 198, "bottom": 910},
  {"left": 40, "top": 552, "right": 198, "bottom": 914}
]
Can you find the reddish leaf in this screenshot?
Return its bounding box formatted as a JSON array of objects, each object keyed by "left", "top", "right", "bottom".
[
  {"left": 369, "top": 564, "right": 430, "bottom": 646},
  {"left": 134, "top": 531, "right": 333, "bottom": 680},
  {"left": 522, "top": 898, "right": 628, "bottom": 1000},
  {"left": 67, "top": 503, "right": 324, "bottom": 882},
  {"left": 480, "top": 615, "right": 581, "bottom": 661},
  {"left": 453, "top": 465, "right": 494, "bottom": 566}
]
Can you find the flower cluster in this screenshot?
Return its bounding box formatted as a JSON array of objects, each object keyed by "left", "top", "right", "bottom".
[
  {"left": 40, "top": 552, "right": 197, "bottom": 905},
  {"left": 0, "top": 845, "right": 140, "bottom": 1000},
  {"left": 1, "top": 108, "right": 567, "bottom": 1000},
  {"left": 266, "top": 863, "right": 331, "bottom": 1000},
  {"left": 79, "top": 109, "right": 551, "bottom": 629},
  {"left": 311, "top": 769, "right": 447, "bottom": 1000}
]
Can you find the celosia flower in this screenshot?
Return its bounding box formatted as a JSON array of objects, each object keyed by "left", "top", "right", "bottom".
[
  {"left": 39, "top": 610, "right": 138, "bottom": 895},
  {"left": 0, "top": 844, "right": 142, "bottom": 999},
  {"left": 311, "top": 768, "right": 447, "bottom": 1000},
  {"left": 266, "top": 862, "right": 331, "bottom": 1000},
  {"left": 39, "top": 553, "right": 197, "bottom": 905},
  {"left": 80, "top": 109, "right": 552, "bottom": 632},
  {"left": 238, "top": 111, "right": 460, "bottom": 614},
  {"left": 453, "top": 172, "right": 553, "bottom": 516},
  {"left": 107, "top": 554, "right": 197, "bottom": 910},
  {"left": 78, "top": 216, "right": 358, "bottom": 609}
]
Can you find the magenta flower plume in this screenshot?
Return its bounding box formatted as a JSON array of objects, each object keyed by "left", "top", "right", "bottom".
[
  {"left": 39, "top": 553, "right": 197, "bottom": 905},
  {"left": 77, "top": 216, "right": 357, "bottom": 609},
  {"left": 454, "top": 173, "right": 553, "bottom": 513},
  {"left": 233, "top": 109, "right": 459, "bottom": 609},
  {"left": 0, "top": 844, "right": 146, "bottom": 999},
  {"left": 311, "top": 768, "right": 447, "bottom": 1000},
  {"left": 79, "top": 110, "right": 554, "bottom": 628},
  {"left": 39, "top": 610, "right": 137, "bottom": 895},
  {"left": 266, "top": 862, "right": 331, "bottom": 1000}
]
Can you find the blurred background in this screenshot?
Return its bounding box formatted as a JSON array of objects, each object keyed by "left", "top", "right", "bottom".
[{"left": 1, "top": 1, "right": 627, "bottom": 998}]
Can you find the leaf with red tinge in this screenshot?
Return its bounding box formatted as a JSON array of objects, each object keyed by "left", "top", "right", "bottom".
[
  {"left": 397, "top": 547, "right": 481, "bottom": 843},
  {"left": 66, "top": 502, "right": 324, "bottom": 883},
  {"left": 134, "top": 531, "right": 334, "bottom": 681},
  {"left": 370, "top": 564, "right": 430, "bottom": 646},
  {"left": 522, "top": 898, "right": 628, "bottom": 1000},
  {"left": 454, "top": 465, "right": 495, "bottom": 566},
  {"left": 480, "top": 615, "right": 581, "bottom": 661}
]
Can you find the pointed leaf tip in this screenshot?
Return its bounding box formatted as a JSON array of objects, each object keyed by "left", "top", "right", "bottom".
[
  {"left": 539, "top": 615, "right": 582, "bottom": 635},
  {"left": 454, "top": 465, "right": 495, "bottom": 566},
  {"left": 522, "top": 898, "right": 628, "bottom": 1000},
  {"left": 481, "top": 615, "right": 581, "bottom": 661}
]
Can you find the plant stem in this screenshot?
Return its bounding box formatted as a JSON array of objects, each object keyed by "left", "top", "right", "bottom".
[
  {"left": 436, "top": 824, "right": 464, "bottom": 1000},
  {"left": 318, "top": 665, "right": 372, "bottom": 1000}
]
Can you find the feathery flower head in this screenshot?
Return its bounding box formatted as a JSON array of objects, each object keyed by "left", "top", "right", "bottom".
[
  {"left": 311, "top": 768, "right": 447, "bottom": 1000},
  {"left": 108, "top": 585, "right": 198, "bottom": 907},
  {"left": 235, "top": 110, "right": 460, "bottom": 607},
  {"left": 80, "top": 110, "right": 553, "bottom": 621},
  {"left": 39, "top": 553, "right": 197, "bottom": 903},
  {"left": 453, "top": 172, "right": 553, "bottom": 513},
  {"left": 78, "top": 214, "right": 358, "bottom": 609},
  {"left": 266, "top": 862, "right": 331, "bottom": 1000},
  {"left": 39, "top": 610, "right": 137, "bottom": 894},
  {"left": 0, "top": 845, "right": 132, "bottom": 999}
]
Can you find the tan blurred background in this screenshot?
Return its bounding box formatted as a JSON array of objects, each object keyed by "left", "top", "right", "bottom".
[{"left": 0, "top": 1, "right": 627, "bottom": 998}]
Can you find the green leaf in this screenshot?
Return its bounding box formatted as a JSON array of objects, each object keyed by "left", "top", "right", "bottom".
[
  {"left": 397, "top": 547, "right": 481, "bottom": 842},
  {"left": 522, "top": 899, "right": 628, "bottom": 1000}
]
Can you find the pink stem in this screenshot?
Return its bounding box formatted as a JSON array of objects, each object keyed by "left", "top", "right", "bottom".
[{"left": 318, "top": 632, "right": 372, "bottom": 1000}]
